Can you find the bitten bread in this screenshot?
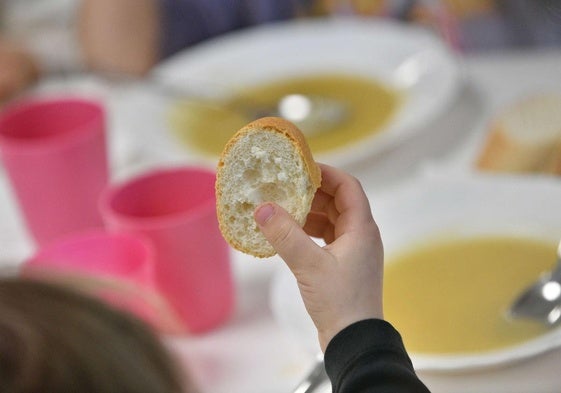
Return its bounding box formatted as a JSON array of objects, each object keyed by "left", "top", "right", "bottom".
[
  {"left": 215, "top": 117, "right": 321, "bottom": 258},
  {"left": 476, "top": 94, "right": 561, "bottom": 174}
]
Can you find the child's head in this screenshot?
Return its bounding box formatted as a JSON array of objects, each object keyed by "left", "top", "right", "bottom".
[{"left": 0, "top": 277, "right": 188, "bottom": 393}]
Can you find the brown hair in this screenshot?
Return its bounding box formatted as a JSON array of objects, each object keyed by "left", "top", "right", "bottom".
[{"left": 0, "top": 277, "right": 189, "bottom": 393}]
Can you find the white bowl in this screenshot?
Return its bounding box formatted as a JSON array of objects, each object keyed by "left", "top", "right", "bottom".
[
  {"left": 141, "top": 17, "right": 461, "bottom": 168},
  {"left": 270, "top": 173, "right": 561, "bottom": 372}
]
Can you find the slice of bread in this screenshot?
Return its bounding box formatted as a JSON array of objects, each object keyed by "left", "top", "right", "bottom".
[
  {"left": 476, "top": 94, "right": 561, "bottom": 174},
  {"left": 215, "top": 117, "right": 321, "bottom": 258}
]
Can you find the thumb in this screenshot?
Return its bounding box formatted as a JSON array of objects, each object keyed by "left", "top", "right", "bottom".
[{"left": 254, "top": 203, "right": 323, "bottom": 270}]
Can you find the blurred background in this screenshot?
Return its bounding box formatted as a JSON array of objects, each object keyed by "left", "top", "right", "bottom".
[
  {"left": 3, "top": 0, "right": 561, "bottom": 102},
  {"left": 1, "top": 1, "right": 561, "bottom": 393},
  {"left": 2, "top": 0, "right": 561, "bottom": 180}
]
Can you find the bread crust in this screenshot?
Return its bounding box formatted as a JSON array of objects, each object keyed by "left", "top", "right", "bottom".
[
  {"left": 476, "top": 123, "right": 550, "bottom": 173},
  {"left": 475, "top": 94, "right": 561, "bottom": 174},
  {"left": 216, "top": 117, "right": 321, "bottom": 258},
  {"left": 544, "top": 140, "right": 561, "bottom": 175}
]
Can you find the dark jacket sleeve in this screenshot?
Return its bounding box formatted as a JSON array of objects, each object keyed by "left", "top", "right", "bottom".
[{"left": 324, "top": 319, "right": 431, "bottom": 393}]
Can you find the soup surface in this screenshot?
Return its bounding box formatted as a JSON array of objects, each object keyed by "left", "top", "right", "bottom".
[
  {"left": 168, "top": 73, "right": 400, "bottom": 156},
  {"left": 384, "top": 236, "right": 556, "bottom": 354}
]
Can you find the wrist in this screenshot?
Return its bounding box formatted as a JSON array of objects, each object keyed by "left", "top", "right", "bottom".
[{"left": 319, "top": 312, "right": 384, "bottom": 352}]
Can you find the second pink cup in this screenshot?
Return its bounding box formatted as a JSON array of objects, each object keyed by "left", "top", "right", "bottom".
[
  {"left": 21, "top": 230, "right": 183, "bottom": 333},
  {"left": 99, "top": 166, "right": 234, "bottom": 334}
]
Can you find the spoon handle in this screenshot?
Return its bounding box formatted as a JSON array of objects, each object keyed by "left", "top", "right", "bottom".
[
  {"left": 548, "top": 241, "right": 561, "bottom": 281},
  {"left": 291, "top": 354, "right": 328, "bottom": 393}
]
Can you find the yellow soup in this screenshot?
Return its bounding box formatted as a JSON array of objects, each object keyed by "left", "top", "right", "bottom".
[
  {"left": 384, "top": 236, "right": 556, "bottom": 354},
  {"left": 168, "top": 73, "right": 400, "bottom": 156}
]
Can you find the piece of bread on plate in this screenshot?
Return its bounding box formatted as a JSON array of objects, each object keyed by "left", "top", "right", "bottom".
[
  {"left": 475, "top": 94, "right": 561, "bottom": 174},
  {"left": 215, "top": 117, "right": 322, "bottom": 258}
]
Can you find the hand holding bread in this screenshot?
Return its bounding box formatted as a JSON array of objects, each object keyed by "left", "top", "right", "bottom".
[{"left": 216, "top": 117, "right": 384, "bottom": 351}]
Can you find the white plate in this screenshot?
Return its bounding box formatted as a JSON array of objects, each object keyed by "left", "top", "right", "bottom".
[
  {"left": 270, "top": 173, "right": 561, "bottom": 372},
  {"left": 144, "top": 17, "right": 461, "bottom": 168}
]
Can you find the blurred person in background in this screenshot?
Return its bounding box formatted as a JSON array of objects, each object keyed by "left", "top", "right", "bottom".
[
  {"left": 0, "top": 0, "right": 311, "bottom": 103},
  {"left": 1, "top": 0, "right": 561, "bottom": 102}
]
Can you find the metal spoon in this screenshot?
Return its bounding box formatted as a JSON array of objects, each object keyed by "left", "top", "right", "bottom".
[
  {"left": 291, "top": 354, "right": 329, "bottom": 393},
  {"left": 249, "top": 93, "right": 348, "bottom": 136},
  {"left": 151, "top": 80, "right": 348, "bottom": 137},
  {"left": 509, "top": 239, "right": 561, "bottom": 326}
]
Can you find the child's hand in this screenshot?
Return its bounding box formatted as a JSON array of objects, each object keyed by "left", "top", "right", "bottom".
[
  {"left": 0, "top": 39, "right": 39, "bottom": 103},
  {"left": 255, "top": 164, "right": 384, "bottom": 351}
]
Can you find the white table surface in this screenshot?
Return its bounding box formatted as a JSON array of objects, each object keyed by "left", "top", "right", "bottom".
[{"left": 1, "top": 48, "right": 561, "bottom": 393}]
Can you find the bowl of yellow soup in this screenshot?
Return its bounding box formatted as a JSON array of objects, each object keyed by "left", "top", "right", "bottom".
[
  {"left": 270, "top": 173, "right": 561, "bottom": 372},
  {"left": 136, "top": 18, "right": 460, "bottom": 168}
]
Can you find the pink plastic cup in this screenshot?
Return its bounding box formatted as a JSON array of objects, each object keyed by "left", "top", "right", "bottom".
[
  {"left": 0, "top": 96, "right": 108, "bottom": 246},
  {"left": 99, "top": 166, "right": 234, "bottom": 334},
  {"left": 22, "top": 230, "right": 182, "bottom": 333}
]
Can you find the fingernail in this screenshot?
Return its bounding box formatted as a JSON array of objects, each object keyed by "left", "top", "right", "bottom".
[{"left": 255, "top": 203, "right": 275, "bottom": 226}]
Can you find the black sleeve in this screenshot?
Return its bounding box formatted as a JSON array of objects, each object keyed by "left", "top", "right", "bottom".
[{"left": 324, "top": 319, "right": 431, "bottom": 393}]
